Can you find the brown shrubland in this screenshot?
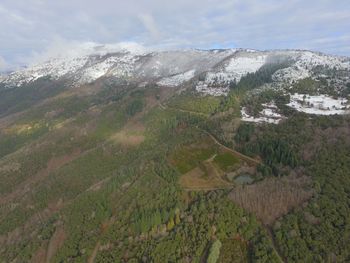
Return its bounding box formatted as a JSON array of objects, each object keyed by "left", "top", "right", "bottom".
[{"left": 229, "top": 174, "right": 313, "bottom": 225}]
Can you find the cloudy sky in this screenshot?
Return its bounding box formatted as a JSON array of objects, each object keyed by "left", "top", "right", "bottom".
[{"left": 0, "top": 0, "right": 349, "bottom": 70}]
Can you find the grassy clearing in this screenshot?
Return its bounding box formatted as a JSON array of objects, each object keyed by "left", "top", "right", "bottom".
[
  {"left": 110, "top": 121, "right": 145, "bottom": 147},
  {"left": 167, "top": 92, "right": 221, "bottom": 115},
  {"left": 172, "top": 137, "right": 251, "bottom": 190},
  {"left": 178, "top": 148, "right": 234, "bottom": 191},
  {"left": 110, "top": 131, "right": 145, "bottom": 147},
  {"left": 214, "top": 152, "right": 240, "bottom": 172},
  {"left": 218, "top": 239, "right": 248, "bottom": 263},
  {"left": 179, "top": 164, "right": 231, "bottom": 190},
  {"left": 170, "top": 138, "right": 218, "bottom": 174}
]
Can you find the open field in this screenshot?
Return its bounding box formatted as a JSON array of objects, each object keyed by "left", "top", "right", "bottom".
[
  {"left": 169, "top": 136, "right": 218, "bottom": 174},
  {"left": 167, "top": 92, "right": 221, "bottom": 115},
  {"left": 109, "top": 121, "right": 145, "bottom": 147},
  {"left": 218, "top": 238, "right": 248, "bottom": 263},
  {"left": 179, "top": 157, "right": 233, "bottom": 191},
  {"left": 213, "top": 152, "right": 240, "bottom": 172},
  {"left": 174, "top": 134, "right": 257, "bottom": 191}
]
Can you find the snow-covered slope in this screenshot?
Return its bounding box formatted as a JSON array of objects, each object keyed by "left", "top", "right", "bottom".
[
  {"left": 287, "top": 93, "right": 350, "bottom": 115},
  {"left": 273, "top": 51, "right": 350, "bottom": 83},
  {"left": 0, "top": 42, "right": 147, "bottom": 87},
  {"left": 1, "top": 45, "right": 349, "bottom": 92},
  {"left": 157, "top": 70, "right": 196, "bottom": 87},
  {"left": 241, "top": 102, "right": 284, "bottom": 124},
  {"left": 207, "top": 53, "right": 267, "bottom": 84},
  {"left": 194, "top": 51, "right": 268, "bottom": 96}
]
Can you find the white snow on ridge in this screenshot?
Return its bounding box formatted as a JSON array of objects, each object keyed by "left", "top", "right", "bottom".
[
  {"left": 197, "top": 53, "right": 267, "bottom": 96},
  {"left": 273, "top": 51, "right": 350, "bottom": 83},
  {"left": 287, "top": 93, "right": 350, "bottom": 115},
  {"left": 1, "top": 56, "right": 90, "bottom": 87},
  {"left": 1, "top": 42, "right": 146, "bottom": 87},
  {"left": 78, "top": 57, "right": 115, "bottom": 83},
  {"left": 79, "top": 53, "right": 139, "bottom": 83},
  {"left": 157, "top": 70, "right": 195, "bottom": 87},
  {"left": 297, "top": 51, "right": 350, "bottom": 69},
  {"left": 225, "top": 55, "right": 267, "bottom": 80},
  {"left": 273, "top": 66, "right": 310, "bottom": 83},
  {"left": 204, "top": 54, "right": 267, "bottom": 86},
  {"left": 139, "top": 49, "right": 236, "bottom": 79},
  {"left": 1, "top": 47, "right": 350, "bottom": 89}
]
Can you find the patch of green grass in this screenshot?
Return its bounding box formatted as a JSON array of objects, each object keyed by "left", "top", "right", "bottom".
[
  {"left": 93, "top": 111, "right": 126, "bottom": 139},
  {"left": 218, "top": 239, "right": 248, "bottom": 263},
  {"left": 168, "top": 93, "right": 221, "bottom": 115},
  {"left": 0, "top": 123, "right": 49, "bottom": 159},
  {"left": 214, "top": 153, "right": 240, "bottom": 172},
  {"left": 171, "top": 146, "right": 216, "bottom": 174}
]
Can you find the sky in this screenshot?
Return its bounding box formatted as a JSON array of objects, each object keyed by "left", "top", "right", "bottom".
[{"left": 0, "top": 0, "right": 349, "bottom": 71}]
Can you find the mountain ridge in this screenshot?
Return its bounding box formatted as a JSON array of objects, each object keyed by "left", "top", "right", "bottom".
[{"left": 1, "top": 45, "right": 349, "bottom": 92}]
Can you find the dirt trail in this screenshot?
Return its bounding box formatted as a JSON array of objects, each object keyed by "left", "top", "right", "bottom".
[
  {"left": 202, "top": 130, "right": 261, "bottom": 166},
  {"left": 88, "top": 241, "right": 101, "bottom": 263},
  {"left": 159, "top": 102, "right": 260, "bottom": 166},
  {"left": 182, "top": 186, "right": 234, "bottom": 191},
  {"left": 266, "top": 228, "right": 286, "bottom": 263},
  {"left": 46, "top": 225, "right": 66, "bottom": 263}
]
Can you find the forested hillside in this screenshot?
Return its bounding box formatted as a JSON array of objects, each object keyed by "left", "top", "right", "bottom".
[{"left": 0, "top": 54, "right": 350, "bottom": 263}]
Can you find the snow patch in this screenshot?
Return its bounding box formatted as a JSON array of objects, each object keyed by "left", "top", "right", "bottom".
[
  {"left": 157, "top": 70, "right": 195, "bottom": 87},
  {"left": 203, "top": 55, "right": 267, "bottom": 86},
  {"left": 1, "top": 42, "right": 146, "bottom": 87},
  {"left": 273, "top": 65, "right": 310, "bottom": 83},
  {"left": 196, "top": 53, "right": 267, "bottom": 96},
  {"left": 241, "top": 102, "right": 283, "bottom": 124},
  {"left": 195, "top": 82, "right": 229, "bottom": 96},
  {"left": 287, "top": 93, "right": 350, "bottom": 115},
  {"left": 225, "top": 55, "right": 267, "bottom": 80},
  {"left": 273, "top": 51, "right": 350, "bottom": 83}
]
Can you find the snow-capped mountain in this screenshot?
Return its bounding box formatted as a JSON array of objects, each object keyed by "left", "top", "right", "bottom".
[{"left": 1, "top": 43, "right": 350, "bottom": 95}]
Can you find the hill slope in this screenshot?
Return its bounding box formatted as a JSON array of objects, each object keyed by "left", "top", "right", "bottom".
[{"left": 0, "top": 46, "right": 350, "bottom": 262}]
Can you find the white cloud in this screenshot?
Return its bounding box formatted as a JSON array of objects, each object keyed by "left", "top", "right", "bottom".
[
  {"left": 0, "top": 56, "right": 8, "bottom": 72},
  {"left": 23, "top": 37, "right": 148, "bottom": 66},
  {"left": 138, "top": 13, "right": 161, "bottom": 40},
  {"left": 0, "top": 4, "right": 34, "bottom": 28},
  {"left": 0, "top": 0, "right": 349, "bottom": 69}
]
